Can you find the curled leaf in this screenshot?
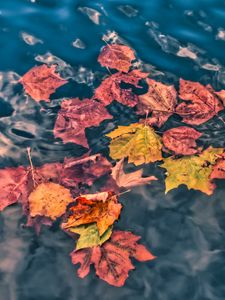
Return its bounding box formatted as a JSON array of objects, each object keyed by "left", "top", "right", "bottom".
[
  {"left": 106, "top": 123, "right": 162, "bottom": 166},
  {"left": 162, "top": 126, "right": 202, "bottom": 155},
  {"left": 20, "top": 64, "right": 68, "bottom": 102},
  {"left": 54, "top": 98, "right": 112, "bottom": 148},
  {"left": 71, "top": 230, "right": 155, "bottom": 287},
  {"left": 98, "top": 44, "right": 135, "bottom": 73}
]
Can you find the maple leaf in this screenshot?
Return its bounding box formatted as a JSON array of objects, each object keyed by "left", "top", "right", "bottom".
[
  {"left": 28, "top": 182, "right": 74, "bottom": 220},
  {"left": 160, "top": 147, "right": 224, "bottom": 195},
  {"left": 111, "top": 158, "right": 157, "bottom": 188},
  {"left": 93, "top": 70, "right": 148, "bottom": 107},
  {"left": 54, "top": 98, "right": 112, "bottom": 148},
  {"left": 98, "top": 44, "right": 136, "bottom": 73},
  {"left": 71, "top": 230, "right": 155, "bottom": 287},
  {"left": 0, "top": 166, "right": 28, "bottom": 212},
  {"left": 210, "top": 153, "right": 225, "bottom": 179},
  {"left": 162, "top": 126, "right": 202, "bottom": 155},
  {"left": 106, "top": 123, "right": 162, "bottom": 166},
  {"left": 20, "top": 64, "right": 68, "bottom": 102},
  {"left": 69, "top": 223, "right": 112, "bottom": 250},
  {"left": 137, "top": 78, "right": 177, "bottom": 127},
  {"left": 176, "top": 79, "right": 224, "bottom": 125},
  {"left": 62, "top": 192, "right": 122, "bottom": 236}
]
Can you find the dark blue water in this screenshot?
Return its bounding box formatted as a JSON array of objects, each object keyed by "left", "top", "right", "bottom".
[{"left": 1, "top": 0, "right": 225, "bottom": 299}]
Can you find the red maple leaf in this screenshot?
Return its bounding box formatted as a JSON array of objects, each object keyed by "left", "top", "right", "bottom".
[
  {"left": 162, "top": 126, "right": 202, "bottom": 155},
  {"left": 93, "top": 70, "right": 148, "bottom": 107},
  {"left": 71, "top": 230, "right": 155, "bottom": 287},
  {"left": 98, "top": 44, "right": 136, "bottom": 73},
  {"left": 53, "top": 98, "right": 113, "bottom": 148},
  {"left": 20, "top": 64, "right": 68, "bottom": 102},
  {"left": 176, "top": 79, "right": 224, "bottom": 125}
]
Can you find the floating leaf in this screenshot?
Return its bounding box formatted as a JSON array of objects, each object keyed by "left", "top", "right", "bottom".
[
  {"left": 20, "top": 64, "right": 68, "bottom": 102},
  {"left": 162, "top": 126, "right": 202, "bottom": 155},
  {"left": 71, "top": 230, "right": 155, "bottom": 287},
  {"left": 107, "top": 123, "right": 162, "bottom": 166},
  {"left": 111, "top": 158, "right": 157, "bottom": 188},
  {"left": 137, "top": 78, "right": 177, "bottom": 127},
  {"left": 98, "top": 44, "right": 135, "bottom": 72},
  {"left": 176, "top": 79, "right": 223, "bottom": 125},
  {"left": 160, "top": 147, "right": 223, "bottom": 195},
  {"left": 62, "top": 192, "right": 122, "bottom": 236},
  {"left": 54, "top": 98, "right": 112, "bottom": 148},
  {"left": 70, "top": 223, "right": 112, "bottom": 250},
  {"left": 93, "top": 70, "right": 148, "bottom": 107},
  {"left": 29, "top": 182, "right": 74, "bottom": 220}
]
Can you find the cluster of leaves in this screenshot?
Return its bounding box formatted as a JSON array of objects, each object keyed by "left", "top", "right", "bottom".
[{"left": 1, "top": 43, "right": 225, "bottom": 286}]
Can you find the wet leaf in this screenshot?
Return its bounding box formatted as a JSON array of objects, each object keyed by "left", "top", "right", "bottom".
[
  {"left": 20, "top": 64, "right": 68, "bottom": 102},
  {"left": 54, "top": 98, "right": 112, "bottom": 148},
  {"left": 98, "top": 44, "right": 135, "bottom": 72},
  {"left": 28, "top": 182, "right": 74, "bottom": 220},
  {"left": 62, "top": 192, "right": 122, "bottom": 236},
  {"left": 210, "top": 153, "right": 225, "bottom": 179},
  {"left": 106, "top": 123, "right": 162, "bottom": 166},
  {"left": 176, "top": 79, "right": 223, "bottom": 125},
  {"left": 162, "top": 126, "right": 202, "bottom": 155},
  {"left": 160, "top": 147, "right": 224, "bottom": 195},
  {"left": 71, "top": 230, "right": 155, "bottom": 287},
  {"left": 137, "top": 78, "right": 177, "bottom": 127},
  {"left": 111, "top": 158, "right": 157, "bottom": 188},
  {"left": 70, "top": 223, "right": 112, "bottom": 250},
  {"left": 93, "top": 70, "right": 148, "bottom": 107}
]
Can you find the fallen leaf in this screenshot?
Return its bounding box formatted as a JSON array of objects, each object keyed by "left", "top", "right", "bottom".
[
  {"left": 106, "top": 123, "right": 162, "bottom": 166},
  {"left": 162, "top": 126, "right": 202, "bottom": 155},
  {"left": 93, "top": 70, "right": 148, "bottom": 107},
  {"left": 71, "top": 230, "right": 155, "bottom": 287},
  {"left": 62, "top": 192, "right": 122, "bottom": 236},
  {"left": 29, "top": 182, "right": 74, "bottom": 220},
  {"left": 137, "top": 78, "right": 177, "bottom": 127},
  {"left": 111, "top": 158, "right": 157, "bottom": 188},
  {"left": 69, "top": 223, "right": 112, "bottom": 250},
  {"left": 210, "top": 153, "right": 225, "bottom": 179},
  {"left": 54, "top": 98, "right": 112, "bottom": 148},
  {"left": 160, "top": 147, "right": 223, "bottom": 195},
  {"left": 176, "top": 79, "right": 223, "bottom": 125},
  {"left": 20, "top": 64, "right": 68, "bottom": 102},
  {"left": 98, "top": 44, "right": 135, "bottom": 73}
]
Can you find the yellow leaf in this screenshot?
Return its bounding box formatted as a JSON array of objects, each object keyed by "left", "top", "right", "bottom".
[
  {"left": 160, "top": 147, "right": 223, "bottom": 195},
  {"left": 29, "top": 182, "right": 74, "bottom": 220},
  {"left": 106, "top": 123, "right": 162, "bottom": 166}
]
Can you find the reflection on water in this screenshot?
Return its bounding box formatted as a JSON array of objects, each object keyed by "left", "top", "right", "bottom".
[{"left": 0, "top": 0, "right": 225, "bottom": 299}]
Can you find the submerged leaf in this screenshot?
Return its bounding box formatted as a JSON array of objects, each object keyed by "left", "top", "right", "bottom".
[
  {"left": 176, "top": 79, "right": 223, "bottom": 125},
  {"left": 98, "top": 44, "right": 135, "bottom": 72},
  {"left": 160, "top": 147, "right": 223, "bottom": 195},
  {"left": 29, "top": 182, "right": 74, "bottom": 220},
  {"left": 137, "top": 78, "right": 177, "bottom": 127},
  {"left": 71, "top": 230, "right": 155, "bottom": 287},
  {"left": 162, "top": 126, "right": 202, "bottom": 155},
  {"left": 62, "top": 192, "right": 122, "bottom": 236},
  {"left": 54, "top": 98, "right": 112, "bottom": 147},
  {"left": 107, "top": 123, "right": 162, "bottom": 166},
  {"left": 20, "top": 64, "right": 68, "bottom": 102}
]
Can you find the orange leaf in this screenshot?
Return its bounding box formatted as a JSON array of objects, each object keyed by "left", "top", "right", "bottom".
[
  {"left": 20, "top": 64, "right": 68, "bottom": 102},
  {"left": 62, "top": 191, "right": 122, "bottom": 236}
]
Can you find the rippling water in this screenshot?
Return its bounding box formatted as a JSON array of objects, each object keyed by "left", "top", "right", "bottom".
[{"left": 1, "top": 0, "right": 225, "bottom": 299}]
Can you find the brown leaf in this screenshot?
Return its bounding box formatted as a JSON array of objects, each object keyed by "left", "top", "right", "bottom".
[
  {"left": 98, "top": 44, "right": 136, "bottom": 73},
  {"left": 93, "top": 70, "right": 148, "bottom": 107},
  {"left": 71, "top": 230, "right": 155, "bottom": 287},
  {"left": 62, "top": 191, "right": 122, "bottom": 236},
  {"left": 176, "top": 79, "right": 223, "bottom": 125},
  {"left": 53, "top": 98, "right": 112, "bottom": 147},
  {"left": 20, "top": 64, "right": 68, "bottom": 102},
  {"left": 162, "top": 126, "right": 202, "bottom": 155},
  {"left": 137, "top": 78, "right": 177, "bottom": 127}
]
